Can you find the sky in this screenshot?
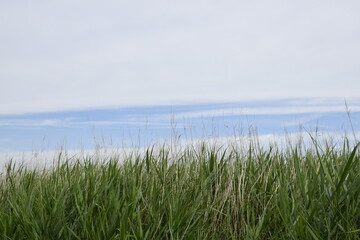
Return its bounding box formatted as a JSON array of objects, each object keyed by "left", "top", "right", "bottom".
[{"left": 0, "top": 1, "right": 360, "bottom": 157}]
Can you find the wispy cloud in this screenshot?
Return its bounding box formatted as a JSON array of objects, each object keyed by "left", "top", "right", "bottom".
[
  {"left": 166, "top": 105, "right": 360, "bottom": 119},
  {"left": 0, "top": 138, "right": 12, "bottom": 143},
  {"left": 1, "top": 99, "right": 359, "bottom": 128},
  {"left": 0, "top": 118, "right": 170, "bottom": 128},
  {"left": 0, "top": 119, "right": 62, "bottom": 127},
  {"left": 283, "top": 114, "right": 324, "bottom": 127}
]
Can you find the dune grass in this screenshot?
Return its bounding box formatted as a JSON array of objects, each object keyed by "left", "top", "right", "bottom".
[{"left": 0, "top": 137, "right": 359, "bottom": 239}]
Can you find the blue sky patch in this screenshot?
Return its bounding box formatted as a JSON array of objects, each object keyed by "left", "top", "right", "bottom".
[{"left": 1, "top": 98, "right": 359, "bottom": 153}]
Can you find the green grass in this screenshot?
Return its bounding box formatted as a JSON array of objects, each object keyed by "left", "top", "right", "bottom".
[{"left": 0, "top": 138, "right": 359, "bottom": 239}]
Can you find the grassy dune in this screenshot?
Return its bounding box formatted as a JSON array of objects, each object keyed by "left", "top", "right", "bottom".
[{"left": 0, "top": 138, "right": 359, "bottom": 239}]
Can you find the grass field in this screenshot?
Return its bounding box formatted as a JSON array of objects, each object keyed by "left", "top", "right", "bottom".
[{"left": 0, "top": 136, "right": 359, "bottom": 239}]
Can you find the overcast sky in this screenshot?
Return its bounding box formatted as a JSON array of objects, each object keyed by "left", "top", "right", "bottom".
[{"left": 1, "top": 0, "right": 360, "bottom": 115}]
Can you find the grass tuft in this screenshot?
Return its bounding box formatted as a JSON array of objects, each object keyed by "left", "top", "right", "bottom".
[{"left": 0, "top": 138, "right": 359, "bottom": 239}]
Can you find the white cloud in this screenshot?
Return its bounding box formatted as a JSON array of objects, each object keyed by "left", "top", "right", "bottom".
[{"left": 1, "top": 0, "right": 360, "bottom": 115}]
